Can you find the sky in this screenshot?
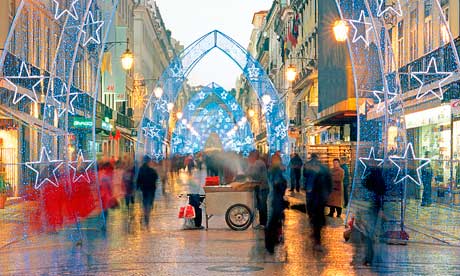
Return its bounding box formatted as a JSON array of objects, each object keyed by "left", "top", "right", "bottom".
[{"left": 154, "top": 0, "right": 273, "bottom": 90}]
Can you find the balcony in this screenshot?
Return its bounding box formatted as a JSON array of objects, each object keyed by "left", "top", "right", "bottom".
[{"left": 115, "top": 112, "right": 134, "bottom": 129}]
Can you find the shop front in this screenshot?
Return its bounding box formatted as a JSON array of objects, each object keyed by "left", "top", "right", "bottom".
[
  {"left": 0, "top": 118, "right": 19, "bottom": 197},
  {"left": 405, "top": 104, "right": 460, "bottom": 201}
]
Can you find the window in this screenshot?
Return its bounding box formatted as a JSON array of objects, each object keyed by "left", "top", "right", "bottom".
[
  {"left": 398, "top": 20, "right": 404, "bottom": 67},
  {"left": 424, "top": 17, "right": 432, "bottom": 53},
  {"left": 33, "top": 12, "right": 40, "bottom": 67},
  {"left": 440, "top": 7, "right": 449, "bottom": 45},
  {"left": 409, "top": 9, "right": 417, "bottom": 61}
]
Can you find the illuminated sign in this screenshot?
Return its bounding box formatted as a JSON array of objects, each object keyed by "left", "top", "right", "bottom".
[{"left": 72, "top": 117, "right": 93, "bottom": 128}]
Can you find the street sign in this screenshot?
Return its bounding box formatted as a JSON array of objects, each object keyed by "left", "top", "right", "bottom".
[{"left": 451, "top": 100, "right": 460, "bottom": 116}]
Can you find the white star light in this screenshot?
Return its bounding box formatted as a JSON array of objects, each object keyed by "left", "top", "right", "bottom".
[
  {"left": 263, "top": 100, "right": 274, "bottom": 114},
  {"left": 188, "top": 103, "right": 196, "bottom": 111},
  {"left": 411, "top": 57, "right": 453, "bottom": 100},
  {"left": 53, "top": 0, "right": 79, "bottom": 20},
  {"left": 359, "top": 147, "right": 384, "bottom": 179},
  {"left": 389, "top": 143, "right": 431, "bottom": 186},
  {"left": 158, "top": 99, "right": 168, "bottom": 113},
  {"left": 69, "top": 150, "right": 94, "bottom": 183},
  {"left": 198, "top": 91, "right": 206, "bottom": 100},
  {"left": 275, "top": 123, "right": 287, "bottom": 138},
  {"left": 218, "top": 109, "right": 224, "bottom": 116},
  {"left": 170, "top": 61, "right": 185, "bottom": 80},
  {"left": 52, "top": 80, "right": 79, "bottom": 117},
  {"left": 171, "top": 136, "right": 182, "bottom": 145},
  {"left": 377, "top": 0, "right": 402, "bottom": 17},
  {"left": 247, "top": 64, "right": 260, "bottom": 80},
  {"left": 142, "top": 122, "right": 161, "bottom": 139},
  {"left": 25, "top": 147, "right": 64, "bottom": 189},
  {"left": 80, "top": 11, "right": 104, "bottom": 46},
  {"left": 6, "top": 61, "right": 45, "bottom": 104},
  {"left": 348, "top": 10, "right": 373, "bottom": 47},
  {"left": 221, "top": 91, "right": 228, "bottom": 99},
  {"left": 244, "top": 136, "right": 253, "bottom": 145},
  {"left": 230, "top": 102, "right": 238, "bottom": 111}
]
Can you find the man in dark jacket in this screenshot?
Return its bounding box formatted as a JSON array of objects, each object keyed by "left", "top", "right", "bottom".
[
  {"left": 289, "top": 153, "right": 303, "bottom": 192},
  {"left": 340, "top": 156, "right": 351, "bottom": 207},
  {"left": 137, "top": 155, "right": 158, "bottom": 226}
]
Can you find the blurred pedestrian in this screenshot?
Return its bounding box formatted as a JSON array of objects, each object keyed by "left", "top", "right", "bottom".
[
  {"left": 306, "top": 155, "right": 332, "bottom": 252},
  {"left": 327, "top": 159, "right": 344, "bottom": 218},
  {"left": 184, "top": 155, "right": 195, "bottom": 175},
  {"left": 289, "top": 153, "right": 303, "bottom": 192},
  {"left": 340, "top": 156, "right": 350, "bottom": 207},
  {"left": 122, "top": 161, "right": 135, "bottom": 210},
  {"left": 361, "top": 166, "right": 386, "bottom": 265},
  {"left": 265, "top": 154, "right": 288, "bottom": 254},
  {"left": 247, "top": 150, "right": 269, "bottom": 228},
  {"left": 98, "top": 161, "right": 115, "bottom": 230},
  {"left": 421, "top": 152, "right": 433, "bottom": 207},
  {"left": 303, "top": 153, "right": 321, "bottom": 210},
  {"left": 137, "top": 155, "right": 158, "bottom": 226}
]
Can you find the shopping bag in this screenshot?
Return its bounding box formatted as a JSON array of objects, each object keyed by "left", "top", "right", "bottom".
[
  {"left": 178, "top": 206, "right": 185, "bottom": 218},
  {"left": 205, "top": 176, "right": 219, "bottom": 186},
  {"left": 184, "top": 205, "right": 196, "bottom": 219}
]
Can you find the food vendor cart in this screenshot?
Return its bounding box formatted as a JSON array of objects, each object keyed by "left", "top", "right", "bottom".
[{"left": 203, "top": 181, "right": 259, "bottom": 231}]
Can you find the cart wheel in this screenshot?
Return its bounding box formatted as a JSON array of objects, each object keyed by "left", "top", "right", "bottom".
[{"left": 225, "top": 204, "right": 253, "bottom": 231}]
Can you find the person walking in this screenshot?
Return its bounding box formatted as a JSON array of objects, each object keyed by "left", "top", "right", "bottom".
[
  {"left": 306, "top": 154, "right": 332, "bottom": 252},
  {"left": 289, "top": 153, "right": 303, "bottom": 192},
  {"left": 361, "top": 166, "right": 386, "bottom": 266},
  {"left": 246, "top": 150, "right": 269, "bottom": 228},
  {"left": 137, "top": 155, "right": 158, "bottom": 226},
  {"left": 122, "top": 161, "right": 135, "bottom": 211},
  {"left": 327, "top": 159, "right": 345, "bottom": 218},
  {"left": 340, "top": 156, "right": 351, "bottom": 207},
  {"left": 421, "top": 153, "right": 433, "bottom": 207},
  {"left": 265, "top": 154, "right": 288, "bottom": 254},
  {"left": 303, "top": 153, "right": 321, "bottom": 213}
]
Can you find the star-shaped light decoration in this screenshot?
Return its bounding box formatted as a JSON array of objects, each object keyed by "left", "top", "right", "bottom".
[
  {"left": 53, "top": 0, "right": 79, "bottom": 20},
  {"left": 197, "top": 91, "right": 206, "bottom": 100},
  {"left": 157, "top": 99, "right": 168, "bottom": 113},
  {"left": 69, "top": 150, "right": 94, "bottom": 183},
  {"left": 188, "top": 103, "right": 196, "bottom": 111},
  {"left": 359, "top": 147, "right": 384, "bottom": 179},
  {"left": 142, "top": 122, "right": 161, "bottom": 139},
  {"left": 230, "top": 102, "right": 238, "bottom": 111},
  {"left": 225, "top": 118, "right": 231, "bottom": 123},
  {"left": 275, "top": 122, "right": 287, "bottom": 139},
  {"left": 377, "top": 0, "right": 402, "bottom": 17},
  {"left": 411, "top": 57, "right": 453, "bottom": 100},
  {"left": 247, "top": 64, "right": 260, "bottom": 81},
  {"left": 244, "top": 136, "right": 253, "bottom": 145},
  {"left": 5, "top": 61, "right": 45, "bottom": 104},
  {"left": 25, "top": 147, "right": 64, "bottom": 189},
  {"left": 221, "top": 91, "right": 228, "bottom": 99},
  {"left": 80, "top": 11, "right": 104, "bottom": 46},
  {"left": 154, "top": 152, "right": 163, "bottom": 161},
  {"left": 169, "top": 61, "right": 185, "bottom": 80},
  {"left": 368, "top": 88, "right": 398, "bottom": 113},
  {"left": 389, "top": 143, "right": 431, "bottom": 186},
  {"left": 263, "top": 100, "right": 274, "bottom": 114},
  {"left": 52, "top": 79, "right": 79, "bottom": 117},
  {"left": 171, "top": 136, "right": 182, "bottom": 146},
  {"left": 348, "top": 10, "right": 373, "bottom": 47}
]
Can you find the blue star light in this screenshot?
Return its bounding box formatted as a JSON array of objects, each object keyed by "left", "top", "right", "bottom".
[
  {"left": 142, "top": 122, "right": 161, "bottom": 139},
  {"left": 359, "top": 147, "right": 384, "bottom": 178},
  {"left": 80, "top": 11, "right": 104, "bottom": 46},
  {"left": 389, "top": 143, "right": 431, "bottom": 186},
  {"left": 25, "top": 147, "right": 64, "bottom": 189},
  {"left": 348, "top": 10, "right": 373, "bottom": 47},
  {"left": 411, "top": 57, "right": 453, "bottom": 100},
  {"left": 69, "top": 150, "right": 94, "bottom": 183},
  {"left": 52, "top": 79, "right": 79, "bottom": 117},
  {"left": 53, "top": 0, "right": 79, "bottom": 20}
]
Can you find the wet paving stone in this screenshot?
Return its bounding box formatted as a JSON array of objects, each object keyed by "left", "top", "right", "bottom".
[{"left": 1, "top": 171, "right": 460, "bottom": 275}]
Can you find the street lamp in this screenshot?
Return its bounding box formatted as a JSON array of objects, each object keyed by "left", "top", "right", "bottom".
[
  {"left": 154, "top": 86, "right": 164, "bottom": 98},
  {"left": 120, "top": 48, "right": 134, "bottom": 71},
  {"left": 248, "top": 109, "right": 255, "bottom": 118},
  {"left": 262, "top": 94, "right": 271, "bottom": 105},
  {"left": 286, "top": 64, "right": 297, "bottom": 82},
  {"left": 176, "top": 112, "right": 183, "bottom": 120},
  {"left": 333, "top": 20, "right": 349, "bottom": 42}
]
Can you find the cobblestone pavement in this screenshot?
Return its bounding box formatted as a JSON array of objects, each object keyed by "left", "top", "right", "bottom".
[{"left": 1, "top": 171, "right": 460, "bottom": 275}]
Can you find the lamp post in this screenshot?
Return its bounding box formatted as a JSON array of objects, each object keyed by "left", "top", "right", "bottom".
[
  {"left": 105, "top": 39, "right": 134, "bottom": 71},
  {"left": 333, "top": 20, "right": 349, "bottom": 42}
]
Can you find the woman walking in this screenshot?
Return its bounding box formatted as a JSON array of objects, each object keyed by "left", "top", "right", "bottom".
[{"left": 327, "top": 159, "right": 344, "bottom": 218}]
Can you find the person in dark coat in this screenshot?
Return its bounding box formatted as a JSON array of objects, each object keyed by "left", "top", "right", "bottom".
[
  {"left": 340, "top": 156, "right": 351, "bottom": 207},
  {"left": 122, "top": 162, "right": 135, "bottom": 211},
  {"left": 421, "top": 153, "right": 433, "bottom": 207},
  {"left": 289, "top": 153, "right": 303, "bottom": 192},
  {"left": 327, "top": 159, "right": 344, "bottom": 218},
  {"left": 306, "top": 155, "right": 332, "bottom": 252},
  {"left": 265, "top": 154, "right": 288, "bottom": 254},
  {"left": 137, "top": 155, "right": 158, "bottom": 226}
]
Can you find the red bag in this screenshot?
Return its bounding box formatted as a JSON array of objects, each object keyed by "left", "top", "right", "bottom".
[
  {"left": 205, "top": 176, "right": 219, "bottom": 186},
  {"left": 178, "top": 206, "right": 185, "bottom": 218},
  {"left": 184, "top": 205, "right": 196, "bottom": 219}
]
